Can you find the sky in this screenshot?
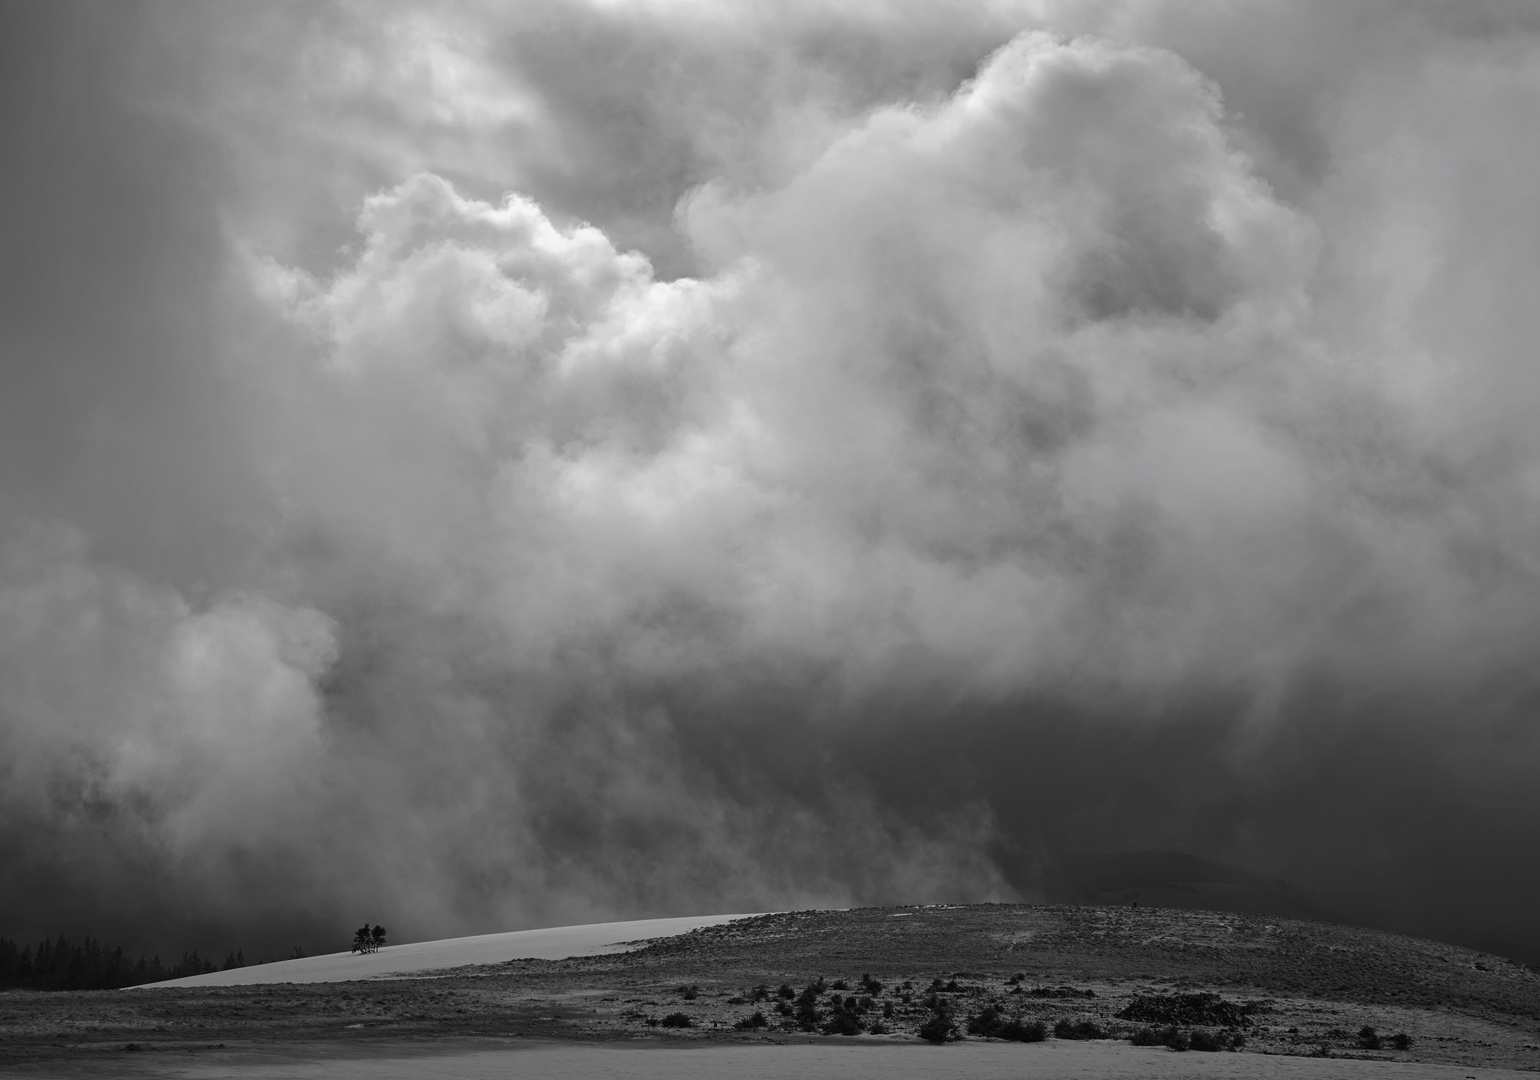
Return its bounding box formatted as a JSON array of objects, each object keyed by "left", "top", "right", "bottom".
[{"left": 1, "top": 0, "right": 1539, "bottom": 964}]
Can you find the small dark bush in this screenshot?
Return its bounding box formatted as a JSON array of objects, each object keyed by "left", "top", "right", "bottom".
[
  {"left": 733, "top": 1011, "right": 768, "bottom": 1031},
  {"left": 777, "top": 983, "right": 795, "bottom": 999},
  {"left": 1053, "top": 1019, "right": 1108, "bottom": 1040},
  {"left": 830, "top": 979, "right": 848, "bottom": 991},
  {"left": 1000, "top": 1019, "right": 1048, "bottom": 1042},
  {"left": 795, "top": 984, "right": 823, "bottom": 1031},
  {"left": 1358, "top": 1026, "right": 1381, "bottom": 1050},
  {"left": 966, "top": 1006, "right": 1005, "bottom": 1036},
  {"left": 918, "top": 1011, "right": 958, "bottom": 1044},
  {"left": 1392, "top": 1032, "right": 1412, "bottom": 1051},
  {"left": 660, "top": 1012, "right": 693, "bottom": 1028},
  {"left": 678, "top": 985, "right": 699, "bottom": 1000},
  {"left": 774, "top": 1000, "right": 792, "bottom": 1016},
  {"left": 751, "top": 984, "right": 770, "bottom": 1001},
  {"left": 882, "top": 1001, "right": 895, "bottom": 1019},
  {"left": 1189, "top": 1029, "right": 1225, "bottom": 1052},
  {"left": 821, "top": 1010, "right": 863, "bottom": 1036},
  {"left": 1131, "top": 1025, "right": 1189, "bottom": 1050},
  {"left": 867, "top": 1020, "right": 889, "bottom": 1035},
  {"left": 861, "top": 973, "right": 884, "bottom": 995}
]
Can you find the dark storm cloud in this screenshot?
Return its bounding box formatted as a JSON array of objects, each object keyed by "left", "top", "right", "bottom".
[{"left": 2, "top": 0, "right": 1539, "bottom": 964}]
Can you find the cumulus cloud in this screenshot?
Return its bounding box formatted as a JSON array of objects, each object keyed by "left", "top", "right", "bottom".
[{"left": 3, "top": 0, "right": 1540, "bottom": 961}]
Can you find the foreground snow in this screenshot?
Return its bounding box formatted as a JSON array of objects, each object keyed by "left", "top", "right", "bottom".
[
  {"left": 129, "top": 913, "right": 763, "bottom": 988},
  {"left": 53, "top": 1041, "right": 1538, "bottom": 1079}
]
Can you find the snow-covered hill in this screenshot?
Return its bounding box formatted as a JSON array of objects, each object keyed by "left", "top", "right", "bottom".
[{"left": 128, "top": 913, "right": 762, "bottom": 988}]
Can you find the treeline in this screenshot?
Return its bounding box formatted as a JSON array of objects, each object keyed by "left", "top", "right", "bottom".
[{"left": 0, "top": 935, "right": 250, "bottom": 991}]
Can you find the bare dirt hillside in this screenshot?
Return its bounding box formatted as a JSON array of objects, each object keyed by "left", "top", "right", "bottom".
[{"left": 3, "top": 905, "right": 1538, "bottom": 1074}]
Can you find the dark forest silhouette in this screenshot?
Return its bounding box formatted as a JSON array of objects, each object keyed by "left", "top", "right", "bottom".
[{"left": 0, "top": 935, "right": 249, "bottom": 990}]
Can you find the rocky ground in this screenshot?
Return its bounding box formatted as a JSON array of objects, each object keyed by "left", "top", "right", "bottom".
[{"left": 2, "top": 905, "right": 1538, "bottom": 1074}]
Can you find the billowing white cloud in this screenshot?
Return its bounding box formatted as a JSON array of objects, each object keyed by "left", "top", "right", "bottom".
[{"left": 4, "top": 0, "right": 1540, "bottom": 959}]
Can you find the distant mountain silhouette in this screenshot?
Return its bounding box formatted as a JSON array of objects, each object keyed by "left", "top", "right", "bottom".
[{"left": 1046, "top": 850, "right": 1357, "bottom": 923}]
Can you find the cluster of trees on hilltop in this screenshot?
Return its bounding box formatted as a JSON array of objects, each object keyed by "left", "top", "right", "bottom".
[{"left": 0, "top": 935, "right": 235, "bottom": 990}]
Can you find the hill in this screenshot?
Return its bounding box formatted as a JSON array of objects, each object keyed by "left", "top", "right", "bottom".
[{"left": 2, "top": 905, "right": 1538, "bottom": 1073}]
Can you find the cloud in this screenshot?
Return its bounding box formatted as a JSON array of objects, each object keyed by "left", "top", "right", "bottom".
[{"left": 2, "top": 1, "right": 1539, "bottom": 962}]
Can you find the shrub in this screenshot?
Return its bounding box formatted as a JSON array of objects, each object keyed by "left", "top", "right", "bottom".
[
  {"left": 777, "top": 983, "right": 795, "bottom": 999},
  {"left": 820, "top": 1009, "right": 863, "bottom": 1036},
  {"left": 1053, "top": 1019, "right": 1108, "bottom": 1040},
  {"left": 752, "top": 984, "right": 770, "bottom": 1001},
  {"left": 970, "top": 1006, "right": 1047, "bottom": 1043},
  {"left": 861, "top": 973, "right": 884, "bottom": 995},
  {"left": 1000, "top": 1018, "right": 1048, "bottom": 1042},
  {"left": 678, "top": 984, "right": 699, "bottom": 1000},
  {"left": 1358, "top": 1026, "right": 1381, "bottom": 1050},
  {"left": 918, "top": 1011, "right": 958, "bottom": 1044},
  {"left": 966, "top": 1006, "right": 1005, "bottom": 1036},
  {"left": 733, "top": 1011, "right": 768, "bottom": 1031},
  {"left": 795, "top": 984, "right": 823, "bottom": 1031},
  {"left": 830, "top": 979, "right": 848, "bottom": 991},
  {"left": 660, "top": 1012, "right": 693, "bottom": 1028},
  {"left": 1392, "top": 1032, "right": 1412, "bottom": 1051},
  {"left": 1189, "top": 1029, "right": 1225, "bottom": 1052},
  {"left": 1131, "top": 1025, "right": 1189, "bottom": 1050},
  {"left": 867, "top": 1020, "right": 889, "bottom": 1035}
]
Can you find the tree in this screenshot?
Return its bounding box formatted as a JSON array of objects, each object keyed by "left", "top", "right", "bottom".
[{"left": 351, "top": 923, "right": 387, "bottom": 954}]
